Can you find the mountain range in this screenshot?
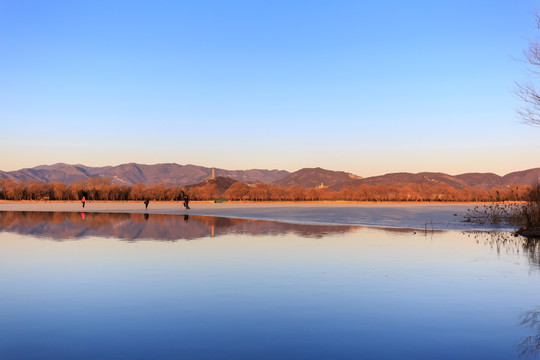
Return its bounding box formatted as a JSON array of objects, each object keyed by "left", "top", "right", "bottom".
[
  {"left": 0, "top": 163, "right": 287, "bottom": 187},
  {"left": 1, "top": 163, "right": 539, "bottom": 190}
]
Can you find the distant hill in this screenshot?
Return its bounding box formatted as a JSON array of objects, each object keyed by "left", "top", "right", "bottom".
[
  {"left": 0, "top": 163, "right": 289, "bottom": 187},
  {"left": 273, "top": 167, "right": 540, "bottom": 190},
  {"left": 348, "top": 172, "right": 465, "bottom": 189},
  {"left": 273, "top": 167, "right": 362, "bottom": 189},
  {"left": 501, "top": 168, "right": 540, "bottom": 187},
  {"left": 453, "top": 172, "right": 503, "bottom": 189},
  {"left": 349, "top": 169, "right": 540, "bottom": 190},
  {"left": 1, "top": 163, "right": 539, "bottom": 190},
  {"left": 186, "top": 176, "right": 239, "bottom": 195}
]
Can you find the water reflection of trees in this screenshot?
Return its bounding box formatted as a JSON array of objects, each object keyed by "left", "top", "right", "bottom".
[
  {"left": 469, "top": 231, "right": 540, "bottom": 269},
  {"left": 0, "top": 211, "right": 360, "bottom": 241},
  {"left": 468, "top": 231, "right": 540, "bottom": 358},
  {"left": 518, "top": 307, "right": 540, "bottom": 359}
]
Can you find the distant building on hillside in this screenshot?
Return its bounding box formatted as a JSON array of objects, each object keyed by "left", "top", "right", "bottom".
[
  {"left": 316, "top": 183, "right": 328, "bottom": 189},
  {"left": 211, "top": 168, "right": 215, "bottom": 179}
]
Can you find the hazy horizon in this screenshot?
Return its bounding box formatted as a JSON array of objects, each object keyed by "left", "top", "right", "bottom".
[{"left": 1, "top": 1, "right": 540, "bottom": 177}]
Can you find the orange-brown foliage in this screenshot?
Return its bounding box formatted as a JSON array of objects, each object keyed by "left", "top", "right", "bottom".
[{"left": 0, "top": 178, "right": 534, "bottom": 203}]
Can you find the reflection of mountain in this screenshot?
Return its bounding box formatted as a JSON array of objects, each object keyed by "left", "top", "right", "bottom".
[{"left": 0, "top": 211, "right": 358, "bottom": 241}]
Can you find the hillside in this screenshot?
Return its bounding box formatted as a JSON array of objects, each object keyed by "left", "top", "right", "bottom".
[
  {"left": 350, "top": 172, "right": 466, "bottom": 189},
  {"left": 273, "top": 167, "right": 362, "bottom": 189},
  {"left": 186, "top": 176, "right": 239, "bottom": 195},
  {"left": 274, "top": 167, "right": 540, "bottom": 190},
  {"left": 1, "top": 163, "right": 539, "bottom": 190},
  {"left": 501, "top": 168, "right": 540, "bottom": 187},
  {"left": 0, "top": 163, "right": 289, "bottom": 187},
  {"left": 350, "top": 169, "right": 540, "bottom": 190}
]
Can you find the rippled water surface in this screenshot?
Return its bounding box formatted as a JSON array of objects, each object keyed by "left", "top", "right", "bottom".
[{"left": 1, "top": 211, "right": 540, "bottom": 359}]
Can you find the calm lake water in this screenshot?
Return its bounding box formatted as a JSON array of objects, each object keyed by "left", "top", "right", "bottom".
[{"left": 1, "top": 211, "right": 540, "bottom": 359}]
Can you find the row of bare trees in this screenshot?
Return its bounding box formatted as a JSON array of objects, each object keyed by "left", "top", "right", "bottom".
[
  {"left": 220, "top": 182, "right": 532, "bottom": 202},
  {"left": 0, "top": 178, "right": 187, "bottom": 201},
  {"left": 0, "top": 178, "right": 535, "bottom": 202}
]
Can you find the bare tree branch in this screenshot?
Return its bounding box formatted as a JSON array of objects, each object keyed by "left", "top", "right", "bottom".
[{"left": 516, "top": 14, "right": 540, "bottom": 126}]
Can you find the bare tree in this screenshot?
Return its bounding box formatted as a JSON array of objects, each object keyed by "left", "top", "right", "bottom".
[{"left": 516, "top": 15, "right": 540, "bottom": 126}]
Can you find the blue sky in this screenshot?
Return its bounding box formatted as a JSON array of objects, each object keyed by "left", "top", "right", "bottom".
[{"left": 1, "top": 0, "right": 539, "bottom": 177}]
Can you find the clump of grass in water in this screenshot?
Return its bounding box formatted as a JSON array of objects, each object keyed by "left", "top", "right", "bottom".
[
  {"left": 464, "top": 184, "right": 540, "bottom": 237},
  {"left": 517, "top": 184, "right": 540, "bottom": 238},
  {"left": 463, "top": 204, "right": 522, "bottom": 226}
]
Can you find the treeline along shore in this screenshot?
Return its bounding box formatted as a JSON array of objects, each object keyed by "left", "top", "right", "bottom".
[{"left": 0, "top": 177, "right": 537, "bottom": 203}]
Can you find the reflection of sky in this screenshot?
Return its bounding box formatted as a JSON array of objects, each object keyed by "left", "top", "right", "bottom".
[{"left": 1, "top": 225, "right": 540, "bottom": 359}]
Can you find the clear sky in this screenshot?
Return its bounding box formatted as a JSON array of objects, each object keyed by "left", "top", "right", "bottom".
[{"left": 1, "top": 0, "right": 539, "bottom": 177}]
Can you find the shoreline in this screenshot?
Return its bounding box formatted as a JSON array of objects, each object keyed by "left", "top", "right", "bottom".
[{"left": 0, "top": 199, "right": 527, "bottom": 205}]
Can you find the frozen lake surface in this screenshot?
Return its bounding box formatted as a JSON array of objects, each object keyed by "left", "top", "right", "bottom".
[
  {"left": 1, "top": 211, "right": 539, "bottom": 359},
  {"left": 0, "top": 202, "right": 512, "bottom": 230}
]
